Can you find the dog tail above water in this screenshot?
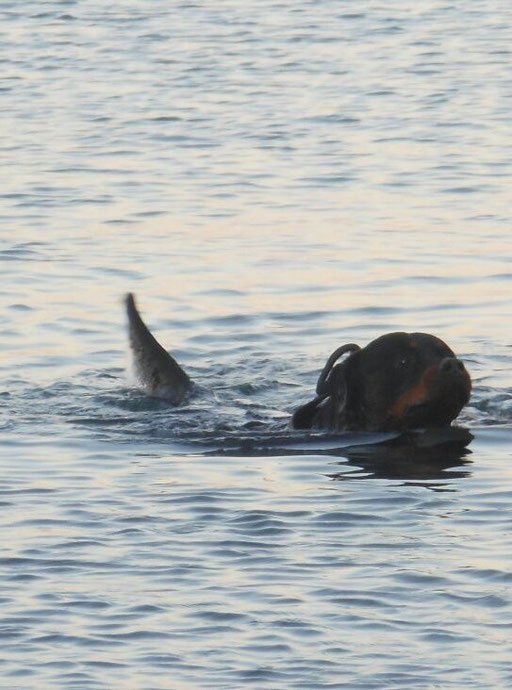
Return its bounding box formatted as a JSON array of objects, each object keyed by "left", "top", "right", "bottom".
[{"left": 125, "top": 293, "right": 192, "bottom": 403}]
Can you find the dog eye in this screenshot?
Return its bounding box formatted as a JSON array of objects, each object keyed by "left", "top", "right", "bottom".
[{"left": 396, "top": 357, "right": 409, "bottom": 367}]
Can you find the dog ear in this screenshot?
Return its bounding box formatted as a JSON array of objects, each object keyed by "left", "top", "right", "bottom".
[{"left": 292, "top": 344, "right": 360, "bottom": 430}]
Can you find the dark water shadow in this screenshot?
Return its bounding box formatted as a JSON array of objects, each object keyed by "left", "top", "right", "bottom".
[
  {"left": 327, "top": 427, "right": 473, "bottom": 489},
  {"left": 199, "top": 426, "right": 473, "bottom": 488}
]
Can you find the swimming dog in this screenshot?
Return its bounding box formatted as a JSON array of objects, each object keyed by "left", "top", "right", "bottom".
[{"left": 125, "top": 293, "right": 471, "bottom": 432}]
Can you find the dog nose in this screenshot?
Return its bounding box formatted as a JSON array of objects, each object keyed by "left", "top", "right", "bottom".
[{"left": 440, "top": 357, "right": 465, "bottom": 374}]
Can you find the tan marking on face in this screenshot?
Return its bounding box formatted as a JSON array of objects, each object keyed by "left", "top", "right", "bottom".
[{"left": 388, "top": 364, "right": 438, "bottom": 420}]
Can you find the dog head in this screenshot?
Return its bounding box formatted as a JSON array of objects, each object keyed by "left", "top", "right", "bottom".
[{"left": 293, "top": 332, "right": 471, "bottom": 432}]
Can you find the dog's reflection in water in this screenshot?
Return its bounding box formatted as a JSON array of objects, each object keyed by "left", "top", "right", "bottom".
[{"left": 327, "top": 427, "right": 473, "bottom": 486}]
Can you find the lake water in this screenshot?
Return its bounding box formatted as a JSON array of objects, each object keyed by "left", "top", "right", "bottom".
[{"left": 1, "top": 1, "right": 512, "bottom": 688}]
